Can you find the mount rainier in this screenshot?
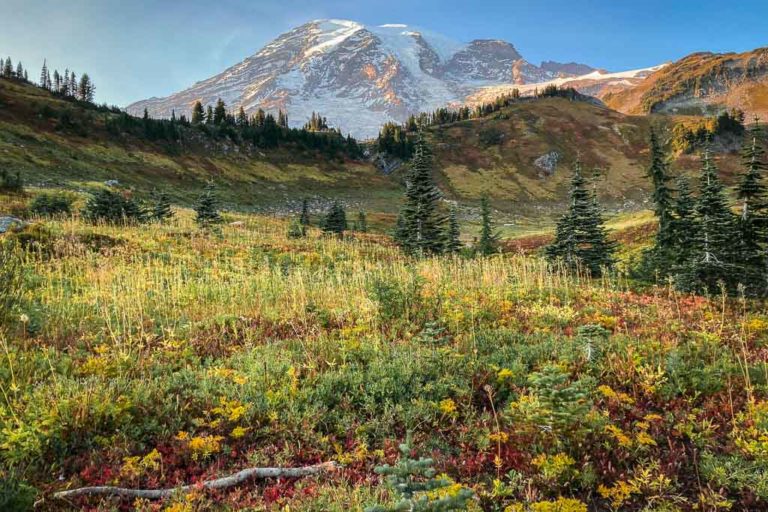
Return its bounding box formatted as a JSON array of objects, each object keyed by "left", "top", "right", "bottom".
[{"left": 126, "top": 19, "right": 654, "bottom": 138}]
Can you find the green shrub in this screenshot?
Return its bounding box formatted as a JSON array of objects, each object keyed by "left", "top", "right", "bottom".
[
  {"left": 0, "top": 169, "right": 24, "bottom": 193},
  {"left": 0, "top": 242, "right": 24, "bottom": 331},
  {"left": 29, "top": 192, "right": 74, "bottom": 217},
  {"left": 82, "top": 188, "right": 146, "bottom": 224}
]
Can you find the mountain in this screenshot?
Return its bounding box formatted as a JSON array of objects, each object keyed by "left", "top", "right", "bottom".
[
  {"left": 603, "top": 48, "right": 768, "bottom": 118},
  {"left": 467, "top": 64, "right": 667, "bottom": 106},
  {"left": 126, "top": 19, "right": 598, "bottom": 138}
]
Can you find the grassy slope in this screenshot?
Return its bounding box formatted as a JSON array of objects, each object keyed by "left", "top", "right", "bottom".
[
  {"left": 0, "top": 79, "right": 401, "bottom": 212},
  {"left": 604, "top": 48, "right": 768, "bottom": 117}
]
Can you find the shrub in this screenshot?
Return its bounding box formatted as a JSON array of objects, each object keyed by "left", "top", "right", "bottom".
[
  {"left": 0, "top": 241, "right": 24, "bottom": 331},
  {"left": 29, "top": 192, "right": 74, "bottom": 217},
  {"left": 82, "top": 188, "right": 146, "bottom": 224},
  {"left": 287, "top": 218, "right": 306, "bottom": 238},
  {"left": 0, "top": 169, "right": 24, "bottom": 193}
]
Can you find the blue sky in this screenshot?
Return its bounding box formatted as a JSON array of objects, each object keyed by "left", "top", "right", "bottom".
[{"left": 3, "top": 0, "right": 767, "bottom": 107}]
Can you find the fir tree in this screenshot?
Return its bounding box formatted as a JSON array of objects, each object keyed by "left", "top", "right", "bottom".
[
  {"left": 640, "top": 128, "right": 677, "bottom": 278},
  {"left": 15, "top": 62, "right": 23, "bottom": 80},
  {"left": 195, "top": 181, "right": 222, "bottom": 226},
  {"left": 679, "top": 149, "right": 738, "bottom": 293},
  {"left": 299, "top": 198, "right": 311, "bottom": 227},
  {"left": 206, "top": 105, "right": 214, "bottom": 125},
  {"left": 213, "top": 98, "right": 226, "bottom": 125},
  {"left": 39, "top": 59, "right": 49, "bottom": 89},
  {"left": 445, "top": 207, "right": 462, "bottom": 254},
  {"left": 735, "top": 118, "right": 768, "bottom": 294},
  {"left": 395, "top": 130, "right": 446, "bottom": 256},
  {"left": 357, "top": 210, "right": 368, "bottom": 233},
  {"left": 191, "top": 101, "right": 205, "bottom": 125},
  {"left": 322, "top": 201, "right": 347, "bottom": 236},
  {"left": 365, "top": 440, "right": 473, "bottom": 512},
  {"left": 82, "top": 188, "right": 146, "bottom": 224},
  {"left": 670, "top": 175, "right": 697, "bottom": 268},
  {"left": 151, "top": 190, "right": 174, "bottom": 222},
  {"left": 475, "top": 194, "right": 500, "bottom": 255},
  {"left": 78, "top": 73, "right": 94, "bottom": 102},
  {"left": 236, "top": 106, "right": 248, "bottom": 127},
  {"left": 3, "top": 58, "right": 12, "bottom": 78},
  {"left": 546, "top": 161, "right": 616, "bottom": 276}
]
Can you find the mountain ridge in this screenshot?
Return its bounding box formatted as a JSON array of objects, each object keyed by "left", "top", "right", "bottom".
[{"left": 126, "top": 19, "right": 601, "bottom": 138}]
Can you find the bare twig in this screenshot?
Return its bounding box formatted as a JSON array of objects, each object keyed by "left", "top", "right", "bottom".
[{"left": 53, "top": 461, "right": 339, "bottom": 500}]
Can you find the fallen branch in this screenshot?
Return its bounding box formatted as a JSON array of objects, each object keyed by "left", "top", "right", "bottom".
[{"left": 52, "top": 461, "right": 339, "bottom": 500}]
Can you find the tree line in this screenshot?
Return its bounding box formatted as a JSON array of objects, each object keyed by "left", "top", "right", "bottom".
[{"left": 638, "top": 120, "right": 768, "bottom": 296}]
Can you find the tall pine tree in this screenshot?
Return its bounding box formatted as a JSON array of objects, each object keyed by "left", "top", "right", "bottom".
[
  {"left": 299, "top": 198, "right": 311, "bottom": 227},
  {"left": 735, "top": 118, "right": 768, "bottom": 294},
  {"left": 395, "top": 130, "right": 445, "bottom": 256},
  {"left": 679, "top": 149, "right": 737, "bottom": 293},
  {"left": 475, "top": 194, "right": 500, "bottom": 255},
  {"left": 546, "top": 161, "right": 616, "bottom": 276}
]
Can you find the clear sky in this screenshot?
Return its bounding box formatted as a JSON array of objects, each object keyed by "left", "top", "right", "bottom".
[{"left": 3, "top": 0, "right": 767, "bottom": 107}]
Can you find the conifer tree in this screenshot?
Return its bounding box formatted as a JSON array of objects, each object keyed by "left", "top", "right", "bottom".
[
  {"left": 679, "top": 150, "right": 738, "bottom": 293},
  {"left": 191, "top": 101, "right": 205, "bottom": 125},
  {"left": 151, "top": 190, "right": 174, "bottom": 222},
  {"left": 670, "top": 175, "right": 697, "bottom": 268},
  {"left": 78, "top": 73, "right": 94, "bottom": 102},
  {"left": 445, "top": 207, "right": 462, "bottom": 254},
  {"left": 395, "top": 130, "right": 446, "bottom": 256},
  {"left": 640, "top": 128, "right": 677, "bottom": 278},
  {"left": 206, "top": 105, "right": 214, "bottom": 125},
  {"left": 322, "top": 201, "right": 347, "bottom": 235},
  {"left": 236, "top": 106, "right": 248, "bottom": 127},
  {"left": 15, "top": 62, "right": 23, "bottom": 80},
  {"left": 734, "top": 118, "right": 768, "bottom": 294},
  {"left": 299, "top": 198, "right": 311, "bottom": 226},
  {"left": 40, "top": 59, "right": 49, "bottom": 89},
  {"left": 52, "top": 70, "right": 61, "bottom": 92},
  {"left": 365, "top": 440, "right": 473, "bottom": 512},
  {"left": 475, "top": 194, "right": 500, "bottom": 255},
  {"left": 82, "top": 188, "right": 146, "bottom": 224},
  {"left": 546, "top": 161, "right": 616, "bottom": 276},
  {"left": 213, "top": 98, "right": 226, "bottom": 125},
  {"left": 68, "top": 72, "right": 77, "bottom": 97},
  {"left": 195, "top": 181, "right": 222, "bottom": 226},
  {"left": 357, "top": 210, "right": 368, "bottom": 233},
  {"left": 3, "top": 58, "right": 12, "bottom": 77}
]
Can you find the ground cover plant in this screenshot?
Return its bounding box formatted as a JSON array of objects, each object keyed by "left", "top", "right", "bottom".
[{"left": 1, "top": 204, "right": 768, "bottom": 511}]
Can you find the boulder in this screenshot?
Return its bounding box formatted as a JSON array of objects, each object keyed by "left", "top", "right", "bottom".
[{"left": 0, "top": 216, "right": 27, "bottom": 234}]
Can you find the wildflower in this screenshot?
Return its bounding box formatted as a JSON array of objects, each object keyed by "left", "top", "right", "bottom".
[{"left": 438, "top": 398, "right": 457, "bottom": 416}]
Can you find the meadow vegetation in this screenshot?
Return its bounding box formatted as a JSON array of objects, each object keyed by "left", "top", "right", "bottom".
[{"left": 1, "top": 202, "right": 768, "bottom": 511}]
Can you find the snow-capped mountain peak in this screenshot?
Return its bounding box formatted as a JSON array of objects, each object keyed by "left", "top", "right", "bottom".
[{"left": 125, "top": 19, "right": 628, "bottom": 138}]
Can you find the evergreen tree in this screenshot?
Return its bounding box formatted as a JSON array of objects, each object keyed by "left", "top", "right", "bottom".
[
  {"left": 191, "top": 101, "right": 205, "bottom": 125},
  {"left": 357, "top": 210, "right": 368, "bottom": 233},
  {"left": 206, "top": 105, "right": 214, "bottom": 125},
  {"left": 639, "top": 128, "right": 677, "bottom": 278},
  {"left": 3, "top": 57, "right": 12, "bottom": 77},
  {"left": 735, "top": 118, "right": 768, "bottom": 294},
  {"left": 322, "top": 201, "right": 347, "bottom": 235},
  {"left": 52, "top": 70, "right": 61, "bottom": 92},
  {"left": 475, "top": 194, "right": 500, "bottom": 255},
  {"left": 299, "top": 198, "right": 311, "bottom": 227},
  {"left": 15, "top": 62, "right": 23, "bottom": 80},
  {"left": 213, "top": 98, "right": 227, "bottom": 125},
  {"left": 365, "top": 440, "right": 473, "bottom": 512},
  {"left": 236, "top": 106, "right": 248, "bottom": 127},
  {"left": 679, "top": 150, "right": 738, "bottom": 293},
  {"left": 151, "top": 190, "right": 174, "bottom": 222},
  {"left": 68, "top": 72, "right": 77, "bottom": 97},
  {"left": 195, "top": 181, "right": 222, "bottom": 226},
  {"left": 78, "top": 73, "right": 94, "bottom": 102},
  {"left": 61, "top": 68, "right": 70, "bottom": 96},
  {"left": 82, "top": 188, "right": 146, "bottom": 224},
  {"left": 546, "top": 161, "right": 616, "bottom": 276},
  {"left": 395, "top": 130, "right": 446, "bottom": 256},
  {"left": 670, "top": 175, "right": 697, "bottom": 268},
  {"left": 445, "top": 207, "right": 462, "bottom": 254},
  {"left": 39, "top": 59, "right": 49, "bottom": 89}
]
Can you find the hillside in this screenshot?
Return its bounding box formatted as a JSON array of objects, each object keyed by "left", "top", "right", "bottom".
[
  {"left": 604, "top": 47, "right": 768, "bottom": 117},
  {"left": 0, "top": 78, "right": 399, "bottom": 212},
  {"left": 3, "top": 77, "right": 758, "bottom": 237}
]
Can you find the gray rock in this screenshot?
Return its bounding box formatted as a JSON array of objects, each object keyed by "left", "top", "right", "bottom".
[
  {"left": 534, "top": 151, "right": 560, "bottom": 177},
  {"left": 0, "top": 216, "right": 27, "bottom": 234},
  {"left": 104, "top": 179, "right": 120, "bottom": 187}
]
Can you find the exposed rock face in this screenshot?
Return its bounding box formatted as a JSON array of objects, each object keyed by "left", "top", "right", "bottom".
[
  {"left": 534, "top": 151, "right": 560, "bottom": 177},
  {"left": 126, "top": 20, "right": 599, "bottom": 138}
]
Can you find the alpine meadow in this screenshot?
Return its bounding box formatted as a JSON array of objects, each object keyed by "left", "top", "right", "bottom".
[{"left": 5, "top": 2, "right": 768, "bottom": 511}]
